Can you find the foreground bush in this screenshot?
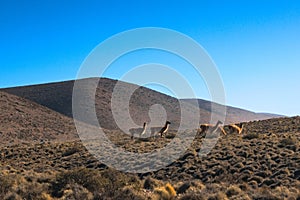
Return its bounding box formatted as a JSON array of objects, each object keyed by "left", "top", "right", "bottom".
[
  {"left": 51, "top": 168, "right": 142, "bottom": 199},
  {"left": 1, "top": 168, "right": 299, "bottom": 199}
]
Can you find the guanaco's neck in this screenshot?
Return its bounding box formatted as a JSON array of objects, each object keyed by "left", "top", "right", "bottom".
[
  {"left": 214, "top": 121, "right": 221, "bottom": 128},
  {"left": 165, "top": 122, "right": 170, "bottom": 128}
]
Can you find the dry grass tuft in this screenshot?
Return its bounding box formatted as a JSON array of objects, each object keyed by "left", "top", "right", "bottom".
[
  {"left": 51, "top": 168, "right": 103, "bottom": 197},
  {"left": 0, "top": 174, "right": 15, "bottom": 197},
  {"left": 153, "top": 183, "right": 176, "bottom": 200},
  {"left": 154, "top": 187, "right": 171, "bottom": 200},
  {"left": 207, "top": 192, "right": 229, "bottom": 200},
  {"left": 40, "top": 192, "right": 52, "bottom": 200},
  {"left": 243, "top": 132, "right": 259, "bottom": 140},
  {"left": 279, "top": 137, "right": 297, "bottom": 146},
  {"left": 61, "top": 183, "right": 93, "bottom": 200},
  {"left": 226, "top": 185, "right": 243, "bottom": 197},
  {"left": 144, "top": 177, "right": 161, "bottom": 190},
  {"left": 165, "top": 183, "right": 176, "bottom": 198}
]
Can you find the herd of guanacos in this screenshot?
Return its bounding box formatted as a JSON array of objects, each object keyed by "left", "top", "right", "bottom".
[{"left": 129, "top": 120, "right": 244, "bottom": 139}]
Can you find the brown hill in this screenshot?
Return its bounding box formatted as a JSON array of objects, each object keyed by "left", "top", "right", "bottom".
[
  {"left": 0, "top": 91, "right": 78, "bottom": 146},
  {"left": 182, "top": 98, "right": 283, "bottom": 124},
  {"left": 2, "top": 78, "right": 281, "bottom": 131}
]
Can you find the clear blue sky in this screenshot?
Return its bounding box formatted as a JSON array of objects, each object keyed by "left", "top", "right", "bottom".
[{"left": 0, "top": 0, "right": 299, "bottom": 116}]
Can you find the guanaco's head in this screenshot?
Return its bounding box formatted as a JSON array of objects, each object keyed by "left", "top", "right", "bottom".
[
  {"left": 217, "top": 120, "right": 223, "bottom": 125},
  {"left": 240, "top": 123, "right": 244, "bottom": 128}
]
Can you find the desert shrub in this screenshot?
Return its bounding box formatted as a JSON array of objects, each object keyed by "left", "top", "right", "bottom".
[
  {"left": 0, "top": 174, "right": 48, "bottom": 200},
  {"left": 61, "top": 183, "right": 93, "bottom": 200},
  {"left": 154, "top": 187, "right": 170, "bottom": 200},
  {"left": 113, "top": 186, "right": 145, "bottom": 200},
  {"left": 279, "top": 138, "right": 296, "bottom": 147},
  {"left": 51, "top": 168, "right": 104, "bottom": 197},
  {"left": 252, "top": 187, "right": 281, "bottom": 200},
  {"left": 165, "top": 133, "right": 176, "bottom": 139},
  {"left": 51, "top": 168, "right": 141, "bottom": 199},
  {"left": 271, "top": 186, "right": 300, "bottom": 200},
  {"left": 177, "top": 182, "right": 191, "bottom": 194},
  {"left": 238, "top": 183, "right": 249, "bottom": 191},
  {"left": 40, "top": 192, "right": 52, "bottom": 200},
  {"left": 248, "top": 180, "right": 258, "bottom": 189},
  {"left": 243, "top": 133, "right": 259, "bottom": 140},
  {"left": 0, "top": 173, "right": 51, "bottom": 200},
  {"left": 15, "top": 180, "right": 48, "bottom": 200},
  {"left": 3, "top": 192, "right": 22, "bottom": 200},
  {"left": 165, "top": 183, "right": 176, "bottom": 198},
  {"left": 204, "top": 183, "right": 223, "bottom": 194},
  {"left": 176, "top": 180, "right": 204, "bottom": 193},
  {"left": 226, "top": 185, "right": 242, "bottom": 197},
  {"left": 61, "top": 147, "right": 79, "bottom": 157},
  {"left": 0, "top": 174, "right": 15, "bottom": 197},
  {"left": 153, "top": 183, "right": 176, "bottom": 200},
  {"left": 144, "top": 177, "right": 161, "bottom": 190},
  {"left": 99, "top": 168, "right": 142, "bottom": 197},
  {"left": 249, "top": 176, "right": 264, "bottom": 184}
]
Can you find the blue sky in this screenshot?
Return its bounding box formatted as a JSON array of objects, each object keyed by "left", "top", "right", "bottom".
[{"left": 0, "top": 0, "right": 299, "bottom": 116}]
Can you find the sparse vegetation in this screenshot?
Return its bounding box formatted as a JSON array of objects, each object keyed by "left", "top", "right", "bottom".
[
  {"left": 154, "top": 183, "right": 176, "bottom": 200},
  {"left": 226, "top": 185, "right": 242, "bottom": 197},
  {"left": 207, "top": 192, "right": 228, "bottom": 200},
  {"left": 279, "top": 137, "right": 296, "bottom": 147},
  {"left": 61, "top": 147, "right": 80, "bottom": 157},
  {"left": 0, "top": 174, "right": 15, "bottom": 198},
  {"left": 1, "top": 116, "right": 300, "bottom": 199},
  {"left": 243, "top": 132, "right": 260, "bottom": 140},
  {"left": 165, "top": 183, "right": 177, "bottom": 198},
  {"left": 51, "top": 168, "right": 103, "bottom": 197}
]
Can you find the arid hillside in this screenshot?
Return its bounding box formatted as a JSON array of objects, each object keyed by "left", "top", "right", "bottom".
[
  {"left": 0, "top": 84, "right": 298, "bottom": 199},
  {"left": 0, "top": 116, "right": 299, "bottom": 199},
  {"left": 2, "top": 78, "right": 281, "bottom": 131},
  {"left": 0, "top": 91, "right": 78, "bottom": 146}
]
